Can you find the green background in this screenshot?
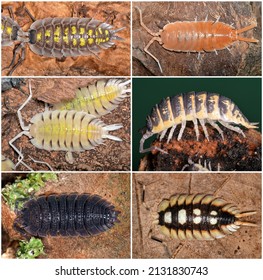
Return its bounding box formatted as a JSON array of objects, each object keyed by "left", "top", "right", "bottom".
[{"left": 132, "top": 78, "right": 262, "bottom": 170}]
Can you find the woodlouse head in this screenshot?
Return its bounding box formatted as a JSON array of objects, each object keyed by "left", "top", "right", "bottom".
[{"left": 219, "top": 97, "right": 258, "bottom": 129}]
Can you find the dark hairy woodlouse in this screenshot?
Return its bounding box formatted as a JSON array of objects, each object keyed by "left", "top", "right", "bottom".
[
  {"left": 154, "top": 193, "right": 256, "bottom": 240},
  {"left": 2, "top": 7, "right": 125, "bottom": 75},
  {"left": 135, "top": 6, "right": 258, "bottom": 73},
  {"left": 14, "top": 194, "right": 120, "bottom": 237},
  {"left": 140, "top": 91, "right": 258, "bottom": 153}
]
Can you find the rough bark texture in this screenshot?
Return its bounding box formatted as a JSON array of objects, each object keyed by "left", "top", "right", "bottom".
[
  {"left": 133, "top": 173, "right": 261, "bottom": 259},
  {"left": 133, "top": 2, "right": 261, "bottom": 76},
  {"left": 139, "top": 127, "right": 261, "bottom": 171},
  {"left": 2, "top": 1, "right": 130, "bottom": 76},
  {"left": 2, "top": 173, "right": 130, "bottom": 259},
  {"left": 1, "top": 78, "right": 130, "bottom": 171}
]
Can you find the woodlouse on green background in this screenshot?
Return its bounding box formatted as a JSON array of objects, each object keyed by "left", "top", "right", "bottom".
[
  {"left": 140, "top": 91, "right": 258, "bottom": 154},
  {"left": 1, "top": 2, "right": 130, "bottom": 76},
  {"left": 2, "top": 78, "right": 130, "bottom": 171}
]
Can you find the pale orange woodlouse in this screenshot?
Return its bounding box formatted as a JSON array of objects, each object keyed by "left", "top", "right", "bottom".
[{"left": 135, "top": 7, "right": 259, "bottom": 73}]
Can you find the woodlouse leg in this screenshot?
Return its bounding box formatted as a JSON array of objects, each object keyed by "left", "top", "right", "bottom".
[
  {"left": 66, "top": 151, "right": 74, "bottom": 164},
  {"left": 9, "top": 131, "right": 31, "bottom": 168},
  {"left": 144, "top": 37, "right": 163, "bottom": 73},
  {"left": 17, "top": 80, "right": 33, "bottom": 131},
  {"left": 177, "top": 121, "right": 186, "bottom": 140},
  {"left": 28, "top": 156, "right": 53, "bottom": 171},
  {"left": 192, "top": 118, "right": 200, "bottom": 140},
  {"left": 159, "top": 129, "right": 168, "bottom": 141},
  {"left": 140, "top": 132, "right": 167, "bottom": 154},
  {"left": 199, "top": 119, "right": 209, "bottom": 140},
  {"left": 166, "top": 125, "right": 177, "bottom": 143},
  {"left": 207, "top": 119, "right": 224, "bottom": 140},
  {"left": 218, "top": 121, "right": 246, "bottom": 137}
]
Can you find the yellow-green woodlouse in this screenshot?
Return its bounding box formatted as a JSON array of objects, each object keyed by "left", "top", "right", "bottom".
[
  {"left": 9, "top": 81, "right": 123, "bottom": 170},
  {"left": 52, "top": 79, "right": 131, "bottom": 116}
]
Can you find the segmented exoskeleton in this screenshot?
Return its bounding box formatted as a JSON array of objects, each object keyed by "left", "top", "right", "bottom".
[
  {"left": 135, "top": 6, "right": 258, "bottom": 73},
  {"left": 2, "top": 7, "right": 125, "bottom": 75},
  {"left": 52, "top": 79, "right": 131, "bottom": 116},
  {"left": 9, "top": 81, "right": 123, "bottom": 170},
  {"left": 154, "top": 193, "right": 256, "bottom": 240},
  {"left": 140, "top": 91, "right": 258, "bottom": 153},
  {"left": 14, "top": 193, "right": 120, "bottom": 237}
]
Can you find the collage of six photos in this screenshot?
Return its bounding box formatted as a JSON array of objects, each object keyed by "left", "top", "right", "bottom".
[{"left": 1, "top": 1, "right": 262, "bottom": 262}]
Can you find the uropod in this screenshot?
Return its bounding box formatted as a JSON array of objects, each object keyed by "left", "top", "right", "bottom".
[
  {"left": 139, "top": 91, "right": 258, "bottom": 153},
  {"left": 9, "top": 81, "right": 123, "bottom": 170},
  {"left": 135, "top": 6, "right": 258, "bottom": 73},
  {"left": 2, "top": 6, "right": 125, "bottom": 75}
]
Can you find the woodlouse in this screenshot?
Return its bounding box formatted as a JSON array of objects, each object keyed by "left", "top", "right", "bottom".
[
  {"left": 135, "top": 6, "right": 258, "bottom": 73},
  {"left": 14, "top": 194, "right": 120, "bottom": 237},
  {"left": 9, "top": 81, "right": 123, "bottom": 169},
  {"left": 2, "top": 8, "right": 125, "bottom": 75},
  {"left": 154, "top": 193, "right": 256, "bottom": 240},
  {"left": 140, "top": 91, "right": 258, "bottom": 153},
  {"left": 52, "top": 79, "right": 131, "bottom": 116}
]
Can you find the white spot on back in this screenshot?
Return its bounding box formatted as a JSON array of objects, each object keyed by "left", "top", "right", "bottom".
[
  {"left": 210, "top": 210, "right": 217, "bottom": 216},
  {"left": 210, "top": 217, "right": 218, "bottom": 225},
  {"left": 193, "top": 216, "right": 202, "bottom": 224},
  {"left": 193, "top": 208, "right": 201, "bottom": 216},
  {"left": 164, "top": 211, "right": 172, "bottom": 224},
  {"left": 178, "top": 209, "right": 187, "bottom": 225}
]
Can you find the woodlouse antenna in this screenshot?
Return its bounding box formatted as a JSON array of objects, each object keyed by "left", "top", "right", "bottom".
[{"left": 135, "top": 6, "right": 163, "bottom": 73}]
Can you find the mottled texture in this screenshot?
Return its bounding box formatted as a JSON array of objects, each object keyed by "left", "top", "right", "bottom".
[
  {"left": 2, "top": 1, "right": 130, "bottom": 76},
  {"left": 133, "top": 1, "right": 261, "bottom": 76},
  {"left": 139, "top": 127, "right": 261, "bottom": 171},
  {"left": 133, "top": 173, "right": 261, "bottom": 258}
]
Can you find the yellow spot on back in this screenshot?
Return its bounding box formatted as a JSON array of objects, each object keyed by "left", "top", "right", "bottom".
[
  {"left": 6, "top": 26, "right": 13, "bottom": 35},
  {"left": 79, "top": 38, "right": 85, "bottom": 47},
  {"left": 45, "top": 29, "right": 51, "bottom": 37},
  {"left": 36, "top": 32, "right": 42, "bottom": 42},
  {"left": 71, "top": 26, "right": 77, "bottom": 35},
  {"left": 72, "top": 38, "right": 77, "bottom": 46},
  {"left": 88, "top": 29, "right": 93, "bottom": 36},
  {"left": 88, "top": 38, "right": 94, "bottom": 45},
  {"left": 79, "top": 27, "right": 85, "bottom": 35}
]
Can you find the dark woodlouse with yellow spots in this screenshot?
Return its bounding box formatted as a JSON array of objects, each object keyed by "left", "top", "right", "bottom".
[
  {"left": 140, "top": 91, "right": 258, "bottom": 153},
  {"left": 154, "top": 193, "right": 256, "bottom": 240},
  {"left": 1, "top": 11, "right": 124, "bottom": 75},
  {"left": 14, "top": 194, "right": 120, "bottom": 237}
]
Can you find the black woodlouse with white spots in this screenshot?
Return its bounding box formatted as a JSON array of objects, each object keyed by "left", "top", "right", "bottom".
[
  {"left": 140, "top": 91, "right": 258, "bottom": 153},
  {"left": 14, "top": 194, "right": 120, "bottom": 237},
  {"left": 154, "top": 193, "right": 256, "bottom": 240},
  {"left": 1, "top": 6, "right": 125, "bottom": 75}
]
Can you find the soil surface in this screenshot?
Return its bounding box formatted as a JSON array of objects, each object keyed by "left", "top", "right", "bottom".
[
  {"left": 1, "top": 78, "right": 130, "bottom": 171},
  {"left": 2, "top": 1, "right": 130, "bottom": 76},
  {"left": 2, "top": 173, "right": 130, "bottom": 259},
  {"left": 132, "top": 1, "right": 261, "bottom": 76},
  {"left": 138, "top": 126, "right": 261, "bottom": 171},
  {"left": 133, "top": 173, "right": 261, "bottom": 258}
]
